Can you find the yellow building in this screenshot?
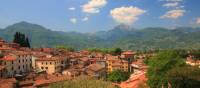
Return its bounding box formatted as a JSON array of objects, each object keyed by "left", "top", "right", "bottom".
[
  {"left": 105, "top": 55, "right": 128, "bottom": 73},
  {"left": 35, "top": 57, "right": 62, "bottom": 74}
]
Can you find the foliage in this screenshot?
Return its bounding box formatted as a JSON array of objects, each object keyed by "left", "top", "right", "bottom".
[
  {"left": 0, "top": 53, "right": 4, "bottom": 58},
  {"left": 1, "top": 22, "right": 200, "bottom": 50},
  {"left": 87, "top": 48, "right": 122, "bottom": 55},
  {"left": 55, "top": 45, "right": 74, "bottom": 52},
  {"left": 49, "top": 76, "right": 116, "bottom": 88},
  {"left": 167, "top": 66, "right": 200, "bottom": 88},
  {"left": 13, "top": 32, "right": 30, "bottom": 48},
  {"left": 147, "top": 50, "right": 185, "bottom": 88},
  {"left": 107, "top": 70, "right": 130, "bottom": 82}
]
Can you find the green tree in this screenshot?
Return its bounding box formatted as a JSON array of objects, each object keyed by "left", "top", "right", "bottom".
[
  {"left": 13, "top": 32, "right": 30, "bottom": 48},
  {"left": 55, "top": 45, "right": 74, "bottom": 52},
  {"left": 107, "top": 70, "right": 130, "bottom": 82},
  {"left": 49, "top": 76, "right": 116, "bottom": 88},
  {"left": 147, "top": 50, "right": 185, "bottom": 88},
  {"left": 0, "top": 53, "right": 4, "bottom": 58},
  {"left": 167, "top": 66, "right": 200, "bottom": 88},
  {"left": 112, "top": 48, "right": 122, "bottom": 56}
]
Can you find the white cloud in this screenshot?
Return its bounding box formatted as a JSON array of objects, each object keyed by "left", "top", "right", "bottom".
[
  {"left": 70, "top": 18, "right": 77, "bottom": 24},
  {"left": 68, "top": 7, "right": 76, "bottom": 11},
  {"left": 110, "top": 6, "right": 146, "bottom": 24},
  {"left": 82, "top": 0, "right": 107, "bottom": 14},
  {"left": 82, "top": 17, "right": 89, "bottom": 21},
  {"left": 197, "top": 17, "right": 200, "bottom": 25},
  {"left": 161, "top": 9, "right": 185, "bottom": 19},
  {"left": 162, "top": 2, "right": 179, "bottom": 8}
]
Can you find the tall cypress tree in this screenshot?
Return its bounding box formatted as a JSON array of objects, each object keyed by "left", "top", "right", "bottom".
[
  {"left": 25, "top": 37, "right": 30, "bottom": 48},
  {"left": 13, "top": 32, "right": 31, "bottom": 48}
]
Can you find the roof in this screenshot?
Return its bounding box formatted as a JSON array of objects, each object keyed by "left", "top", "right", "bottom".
[
  {"left": 0, "top": 78, "right": 17, "bottom": 88},
  {"left": 1, "top": 55, "right": 17, "bottom": 61},
  {"left": 34, "top": 75, "right": 71, "bottom": 87},
  {"left": 87, "top": 64, "right": 104, "bottom": 72},
  {"left": 122, "top": 51, "right": 135, "bottom": 55}
]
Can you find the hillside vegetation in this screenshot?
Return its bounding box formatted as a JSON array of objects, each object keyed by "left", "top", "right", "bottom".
[{"left": 1, "top": 22, "right": 200, "bottom": 50}]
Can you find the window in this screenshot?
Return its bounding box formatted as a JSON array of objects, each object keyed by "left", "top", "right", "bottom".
[
  {"left": 12, "top": 61, "right": 14, "bottom": 64},
  {"left": 23, "top": 59, "right": 24, "bottom": 62},
  {"left": 41, "top": 67, "right": 44, "bottom": 69},
  {"left": 18, "top": 66, "right": 20, "bottom": 69},
  {"left": 45, "top": 67, "right": 48, "bottom": 69},
  {"left": 4, "top": 62, "right": 6, "bottom": 65},
  {"left": 42, "top": 62, "right": 43, "bottom": 64},
  {"left": 19, "top": 60, "right": 20, "bottom": 63},
  {"left": 11, "top": 67, "right": 14, "bottom": 70},
  {"left": 50, "top": 62, "right": 52, "bottom": 64}
]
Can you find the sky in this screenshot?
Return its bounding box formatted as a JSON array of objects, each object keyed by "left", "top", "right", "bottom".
[{"left": 0, "top": 0, "right": 200, "bottom": 33}]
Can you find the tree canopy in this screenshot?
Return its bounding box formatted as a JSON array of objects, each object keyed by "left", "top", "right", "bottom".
[
  {"left": 107, "top": 70, "right": 130, "bottom": 82},
  {"left": 167, "top": 66, "right": 200, "bottom": 88},
  {"left": 147, "top": 50, "right": 185, "bottom": 88},
  {"left": 13, "top": 32, "right": 30, "bottom": 48}
]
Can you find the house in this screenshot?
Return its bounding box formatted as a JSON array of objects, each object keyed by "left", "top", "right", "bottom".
[
  {"left": 186, "top": 55, "right": 200, "bottom": 68},
  {"left": 78, "top": 57, "right": 89, "bottom": 66},
  {"left": 35, "top": 57, "right": 62, "bottom": 74},
  {"left": 105, "top": 55, "right": 128, "bottom": 73},
  {"left": 0, "top": 78, "right": 17, "bottom": 88},
  {"left": 85, "top": 64, "right": 106, "bottom": 78},
  {"left": 0, "top": 52, "right": 32, "bottom": 77}
]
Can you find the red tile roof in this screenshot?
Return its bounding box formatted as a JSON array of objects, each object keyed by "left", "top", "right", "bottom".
[
  {"left": 1, "top": 55, "right": 16, "bottom": 61},
  {"left": 122, "top": 51, "right": 135, "bottom": 55}
]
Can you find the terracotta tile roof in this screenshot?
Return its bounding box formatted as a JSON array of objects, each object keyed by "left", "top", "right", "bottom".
[
  {"left": 120, "top": 72, "right": 147, "bottom": 88},
  {"left": 1, "top": 55, "right": 17, "bottom": 61},
  {"left": 87, "top": 64, "right": 104, "bottom": 72},
  {"left": 34, "top": 75, "right": 71, "bottom": 87},
  {"left": 122, "top": 51, "right": 135, "bottom": 55},
  {"left": 0, "top": 78, "right": 17, "bottom": 88}
]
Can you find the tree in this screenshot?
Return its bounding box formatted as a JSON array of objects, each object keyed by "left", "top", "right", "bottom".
[
  {"left": 107, "top": 70, "right": 130, "bottom": 82},
  {"left": 147, "top": 50, "right": 185, "bottom": 88},
  {"left": 55, "top": 45, "right": 74, "bottom": 52},
  {"left": 167, "top": 66, "right": 200, "bottom": 88},
  {"left": 49, "top": 76, "right": 116, "bottom": 88},
  {"left": 0, "top": 53, "right": 4, "bottom": 58},
  {"left": 13, "top": 32, "right": 31, "bottom": 48},
  {"left": 112, "top": 48, "right": 122, "bottom": 56}
]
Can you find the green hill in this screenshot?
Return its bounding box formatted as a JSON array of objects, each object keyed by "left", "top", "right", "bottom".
[{"left": 1, "top": 22, "right": 200, "bottom": 50}]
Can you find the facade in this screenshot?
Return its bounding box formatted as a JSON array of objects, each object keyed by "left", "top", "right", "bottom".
[
  {"left": 85, "top": 64, "right": 106, "bottom": 78},
  {"left": 105, "top": 55, "right": 128, "bottom": 73},
  {"left": 35, "top": 57, "right": 62, "bottom": 74},
  {"left": 0, "top": 53, "right": 32, "bottom": 77}
]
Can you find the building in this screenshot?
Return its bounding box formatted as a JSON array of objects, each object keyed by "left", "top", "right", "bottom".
[
  {"left": 85, "top": 64, "right": 106, "bottom": 78},
  {"left": 121, "top": 51, "right": 135, "bottom": 72},
  {"left": 186, "top": 55, "right": 200, "bottom": 68},
  {"left": 0, "top": 52, "right": 32, "bottom": 77},
  {"left": 105, "top": 55, "right": 128, "bottom": 73},
  {"left": 35, "top": 57, "right": 62, "bottom": 74}
]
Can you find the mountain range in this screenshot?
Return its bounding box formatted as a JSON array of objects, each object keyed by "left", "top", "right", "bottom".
[{"left": 1, "top": 22, "right": 200, "bottom": 50}]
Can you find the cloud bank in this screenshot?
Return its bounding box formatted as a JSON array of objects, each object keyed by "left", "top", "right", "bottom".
[{"left": 110, "top": 6, "right": 146, "bottom": 24}]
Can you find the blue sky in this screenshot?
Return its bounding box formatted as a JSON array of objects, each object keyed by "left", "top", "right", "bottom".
[{"left": 0, "top": 0, "right": 200, "bottom": 33}]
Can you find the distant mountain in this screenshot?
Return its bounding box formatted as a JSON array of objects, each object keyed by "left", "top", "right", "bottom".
[
  {"left": 0, "top": 22, "right": 96, "bottom": 49},
  {"left": 1, "top": 21, "right": 200, "bottom": 50}
]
